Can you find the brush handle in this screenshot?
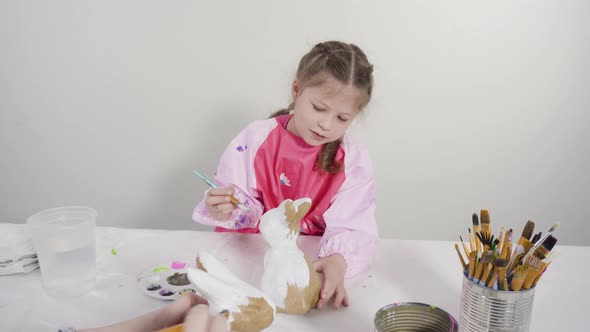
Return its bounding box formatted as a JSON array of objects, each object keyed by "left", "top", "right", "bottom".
[
  {"left": 193, "top": 170, "right": 250, "bottom": 212},
  {"left": 193, "top": 170, "right": 220, "bottom": 188},
  {"left": 454, "top": 244, "right": 467, "bottom": 271},
  {"left": 228, "top": 195, "right": 240, "bottom": 206},
  {"left": 158, "top": 323, "right": 184, "bottom": 332}
]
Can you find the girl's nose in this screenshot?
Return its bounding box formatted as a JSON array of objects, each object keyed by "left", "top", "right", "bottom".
[{"left": 318, "top": 116, "right": 332, "bottom": 131}]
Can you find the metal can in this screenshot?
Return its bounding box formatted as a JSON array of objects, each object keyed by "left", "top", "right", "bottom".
[
  {"left": 460, "top": 273, "right": 535, "bottom": 331},
  {"left": 374, "top": 302, "right": 458, "bottom": 332}
]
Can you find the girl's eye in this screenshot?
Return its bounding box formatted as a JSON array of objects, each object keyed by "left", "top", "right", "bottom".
[
  {"left": 312, "top": 104, "right": 325, "bottom": 112},
  {"left": 338, "top": 116, "right": 349, "bottom": 122}
]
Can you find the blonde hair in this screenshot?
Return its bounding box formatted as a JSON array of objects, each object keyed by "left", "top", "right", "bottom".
[{"left": 270, "top": 41, "right": 374, "bottom": 174}]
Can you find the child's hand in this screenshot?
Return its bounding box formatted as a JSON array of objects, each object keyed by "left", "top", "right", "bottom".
[
  {"left": 183, "top": 304, "right": 228, "bottom": 332},
  {"left": 313, "top": 254, "right": 349, "bottom": 309},
  {"left": 205, "top": 186, "right": 236, "bottom": 221}
]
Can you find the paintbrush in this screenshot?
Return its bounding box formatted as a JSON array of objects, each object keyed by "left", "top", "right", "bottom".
[
  {"left": 476, "top": 232, "right": 495, "bottom": 251},
  {"left": 492, "top": 239, "right": 500, "bottom": 253},
  {"left": 502, "top": 229, "right": 513, "bottom": 260},
  {"left": 472, "top": 213, "right": 482, "bottom": 252},
  {"left": 509, "top": 221, "right": 535, "bottom": 269},
  {"left": 480, "top": 209, "right": 491, "bottom": 236},
  {"left": 533, "top": 235, "right": 558, "bottom": 259},
  {"left": 511, "top": 265, "right": 528, "bottom": 291},
  {"left": 474, "top": 250, "right": 491, "bottom": 284},
  {"left": 159, "top": 324, "right": 184, "bottom": 332},
  {"left": 455, "top": 243, "right": 467, "bottom": 271},
  {"left": 508, "top": 253, "right": 525, "bottom": 273},
  {"left": 460, "top": 236, "right": 470, "bottom": 258},
  {"left": 468, "top": 251, "right": 477, "bottom": 279},
  {"left": 494, "top": 258, "right": 509, "bottom": 291},
  {"left": 497, "top": 227, "right": 505, "bottom": 255},
  {"left": 533, "top": 250, "right": 560, "bottom": 287},
  {"left": 522, "top": 256, "right": 543, "bottom": 289},
  {"left": 531, "top": 232, "right": 542, "bottom": 244},
  {"left": 192, "top": 170, "right": 250, "bottom": 212},
  {"left": 523, "top": 223, "right": 560, "bottom": 263},
  {"left": 479, "top": 251, "right": 494, "bottom": 286},
  {"left": 486, "top": 271, "right": 498, "bottom": 289},
  {"left": 468, "top": 228, "right": 476, "bottom": 252}
]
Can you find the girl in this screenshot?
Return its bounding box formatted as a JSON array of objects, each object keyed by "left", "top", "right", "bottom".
[{"left": 193, "top": 41, "right": 378, "bottom": 310}]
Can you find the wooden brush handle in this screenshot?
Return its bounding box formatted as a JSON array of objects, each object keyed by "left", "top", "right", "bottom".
[
  {"left": 228, "top": 195, "right": 240, "bottom": 205},
  {"left": 158, "top": 323, "right": 184, "bottom": 332}
]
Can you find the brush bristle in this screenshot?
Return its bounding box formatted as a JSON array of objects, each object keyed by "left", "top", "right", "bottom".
[
  {"left": 531, "top": 232, "right": 542, "bottom": 243},
  {"left": 526, "top": 255, "right": 542, "bottom": 268},
  {"left": 549, "top": 222, "right": 560, "bottom": 232},
  {"left": 509, "top": 252, "right": 526, "bottom": 270},
  {"left": 494, "top": 258, "right": 507, "bottom": 268},
  {"left": 513, "top": 265, "right": 528, "bottom": 278},
  {"left": 472, "top": 213, "right": 479, "bottom": 226},
  {"left": 480, "top": 210, "right": 490, "bottom": 224},
  {"left": 541, "top": 235, "right": 558, "bottom": 252},
  {"left": 521, "top": 220, "right": 535, "bottom": 240},
  {"left": 477, "top": 232, "right": 494, "bottom": 245},
  {"left": 481, "top": 252, "right": 493, "bottom": 264}
]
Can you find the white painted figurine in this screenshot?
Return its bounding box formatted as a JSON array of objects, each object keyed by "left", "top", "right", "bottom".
[
  {"left": 259, "top": 198, "right": 321, "bottom": 314},
  {"left": 187, "top": 252, "right": 276, "bottom": 332},
  {"left": 186, "top": 198, "right": 320, "bottom": 332}
]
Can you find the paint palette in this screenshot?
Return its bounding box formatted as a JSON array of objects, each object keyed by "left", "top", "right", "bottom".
[{"left": 136, "top": 260, "right": 200, "bottom": 301}]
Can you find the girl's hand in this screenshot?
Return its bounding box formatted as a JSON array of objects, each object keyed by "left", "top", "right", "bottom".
[
  {"left": 312, "top": 254, "right": 349, "bottom": 309},
  {"left": 205, "top": 186, "right": 236, "bottom": 220},
  {"left": 80, "top": 293, "right": 214, "bottom": 332}
]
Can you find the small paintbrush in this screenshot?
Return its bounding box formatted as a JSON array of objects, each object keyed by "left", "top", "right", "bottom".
[
  {"left": 509, "top": 221, "right": 535, "bottom": 269},
  {"left": 192, "top": 170, "right": 250, "bottom": 212},
  {"left": 460, "top": 236, "right": 470, "bottom": 257},
  {"left": 468, "top": 228, "right": 476, "bottom": 252},
  {"left": 531, "top": 232, "right": 542, "bottom": 244},
  {"left": 532, "top": 234, "right": 558, "bottom": 260},
  {"left": 472, "top": 213, "right": 482, "bottom": 252},
  {"left": 511, "top": 265, "right": 528, "bottom": 291},
  {"left": 480, "top": 209, "right": 491, "bottom": 236},
  {"left": 502, "top": 229, "right": 513, "bottom": 260},
  {"left": 455, "top": 243, "right": 467, "bottom": 271},
  {"left": 523, "top": 223, "right": 560, "bottom": 263}
]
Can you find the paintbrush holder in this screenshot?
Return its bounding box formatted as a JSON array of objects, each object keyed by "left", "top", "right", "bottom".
[{"left": 460, "top": 273, "right": 535, "bottom": 332}]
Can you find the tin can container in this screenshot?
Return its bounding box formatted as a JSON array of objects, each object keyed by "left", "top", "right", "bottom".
[
  {"left": 460, "top": 273, "right": 535, "bottom": 331},
  {"left": 374, "top": 302, "right": 458, "bottom": 332}
]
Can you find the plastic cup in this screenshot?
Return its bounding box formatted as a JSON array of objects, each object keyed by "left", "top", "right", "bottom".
[{"left": 27, "top": 206, "right": 97, "bottom": 297}]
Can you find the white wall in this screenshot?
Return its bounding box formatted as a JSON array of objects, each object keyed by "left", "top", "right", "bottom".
[{"left": 1, "top": 1, "right": 589, "bottom": 245}]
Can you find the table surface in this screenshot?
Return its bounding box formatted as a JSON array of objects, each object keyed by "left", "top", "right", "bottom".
[{"left": 0, "top": 225, "right": 587, "bottom": 331}]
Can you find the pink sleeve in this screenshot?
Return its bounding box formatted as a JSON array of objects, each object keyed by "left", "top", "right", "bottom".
[
  {"left": 192, "top": 119, "right": 277, "bottom": 229},
  {"left": 317, "top": 136, "right": 379, "bottom": 278}
]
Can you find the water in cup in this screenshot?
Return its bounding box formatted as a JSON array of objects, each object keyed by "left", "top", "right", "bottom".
[{"left": 27, "top": 207, "right": 97, "bottom": 297}]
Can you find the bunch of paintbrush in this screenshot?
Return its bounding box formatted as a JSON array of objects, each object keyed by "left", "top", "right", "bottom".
[{"left": 455, "top": 210, "right": 561, "bottom": 291}]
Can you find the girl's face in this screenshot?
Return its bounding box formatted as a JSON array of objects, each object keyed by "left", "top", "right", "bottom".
[{"left": 287, "top": 76, "right": 361, "bottom": 146}]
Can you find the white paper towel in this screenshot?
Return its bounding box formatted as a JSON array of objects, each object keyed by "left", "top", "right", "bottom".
[{"left": 0, "top": 223, "right": 39, "bottom": 275}]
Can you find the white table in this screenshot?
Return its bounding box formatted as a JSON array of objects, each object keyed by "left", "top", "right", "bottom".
[{"left": 0, "top": 225, "right": 586, "bottom": 331}]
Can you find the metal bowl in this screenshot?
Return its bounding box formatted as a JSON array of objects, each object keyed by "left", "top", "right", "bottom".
[{"left": 374, "top": 302, "right": 458, "bottom": 332}]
